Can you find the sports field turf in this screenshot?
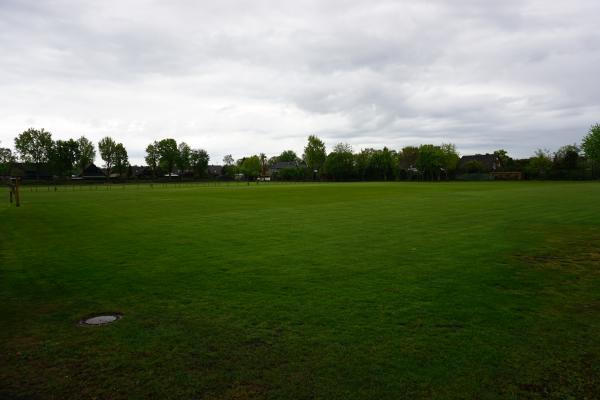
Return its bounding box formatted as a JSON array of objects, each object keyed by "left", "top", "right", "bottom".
[{"left": 1, "top": 182, "right": 599, "bottom": 399}]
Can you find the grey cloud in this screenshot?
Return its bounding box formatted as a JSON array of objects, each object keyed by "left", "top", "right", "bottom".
[{"left": 1, "top": 0, "right": 599, "bottom": 162}]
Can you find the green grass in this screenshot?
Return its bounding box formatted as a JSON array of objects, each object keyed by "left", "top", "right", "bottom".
[{"left": 1, "top": 182, "right": 599, "bottom": 399}]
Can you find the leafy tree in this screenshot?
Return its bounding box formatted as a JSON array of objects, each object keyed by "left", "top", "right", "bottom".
[
  {"left": 77, "top": 136, "right": 96, "bottom": 172},
  {"left": 464, "top": 160, "right": 485, "bottom": 173},
  {"left": 176, "top": 142, "right": 191, "bottom": 174},
  {"left": 239, "top": 155, "right": 261, "bottom": 180},
  {"left": 399, "top": 146, "right": 419, "bottom": 168},
  {"left": 14, "top": 128, "right": 53, "bottom": 178},
  {"left": 416, "top": 144, "right": 445, "bottom": 180},
  {"left": 51, "top": 139, "right": 80, "bottom": 177},
  {"left": 582, "top": 124, "right": 600, "bottom": 164},
  {"left": 527, "top": 148, "right": 553, "bottom": 178},
  {"left": 493, "top": 149, "right": 511, "bottom": 170},
  {"left": 367, "top": 147, "right": 396, "bottom": 180},
  {"left": 303, "top": 135, "right": 327, "bottom": 176},
  {"left": 277, "top": 167, "right": 303, "bottom": 181},
  {"left": 278, "top": 150, "right": 298, "bottom": 162},
  {"left": 553, "top": 144, "right": 580, "bottom": 170},
  {"left": 440, "top": 143, "right": 460, "bottom": 178},
  {"left": 98, "top": 137, "right": 117, "bottom": 178},
  {"left": 259, "top": 153, "right": 267, "bottom": 176},
  {"left": 324, "top": 143, "right": 354, "bottom": 180},
  {"left": 0, "top": 145, "right": 15, "bottom": 175},
  {"left": 398, "top": 146, "right": 420, "bottom": 178},
  {"left": 113, "top": 143, "right": 128, "bottom": 177},
  {"left": 190, "top": 149, "right": 210, "bottom": 178},
  {"left": 222, "top": 164, "right": 236, "bottom": 180},
  {"left": 223, "top": 154, "right": 234, "bottom": 166},
  {"left": 145, "top": 142, "right": 160, "bottom": 178},
  {"left": 157, "top": 138, "right": 178, "bottom": 177},
  {"left": 355, "top": 148, "right": 374, "bottom": 180},
  {"left": 222, "top": 154, "right": 237, "bottom": 180}
]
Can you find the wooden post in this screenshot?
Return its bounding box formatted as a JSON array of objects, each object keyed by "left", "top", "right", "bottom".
[{"left": 15, "top": 178, "right": 20, "bottom": 207}]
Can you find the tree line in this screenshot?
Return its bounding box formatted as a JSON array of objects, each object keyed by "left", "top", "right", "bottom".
[{"left": 1, "top": 124, "right": 599, "bottom": 181}]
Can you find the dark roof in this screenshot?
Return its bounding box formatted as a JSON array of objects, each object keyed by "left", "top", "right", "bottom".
[
  {"left": 129, "top": 165, "right": 146, "bottom": 174},
  {"left": 270, "top": 161, "right": 302, "bottom": 170},
  {"left": 10, "top": 163, "right": 52, "bottom": 179},
  {"left": 135, "top": 166, "right": 163, "bottom": 177},
  {"left": 80, "top": 163, "right": 105, "bottom": 178},
  {"left": 208, "top": 165, "right": 223, "bottom": 175},
  {"left": 459, "top": 154, "right": 500, "bottom": 171}
]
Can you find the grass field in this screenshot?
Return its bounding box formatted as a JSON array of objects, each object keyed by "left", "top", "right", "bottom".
[{"left": 1, "top": 182, "right": 599, "bottom": 399}]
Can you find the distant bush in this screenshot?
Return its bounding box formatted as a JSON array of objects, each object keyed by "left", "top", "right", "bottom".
[
  {"left": 464, "top": 160, "right": 485, "bottom": 173},
  {"left": 274, "top": 167, "right": 304, "bottom": 181}
]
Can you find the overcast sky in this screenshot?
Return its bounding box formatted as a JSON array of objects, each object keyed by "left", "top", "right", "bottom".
[{"left": 1, "top": 0, "right": 599, "bottom": 164}]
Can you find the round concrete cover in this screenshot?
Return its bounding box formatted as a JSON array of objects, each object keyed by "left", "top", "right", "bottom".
[{"left": 82, "top": 315, "right": 120, "bottom": 325}]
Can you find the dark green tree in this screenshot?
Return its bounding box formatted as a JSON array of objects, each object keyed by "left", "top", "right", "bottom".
[
  {"left": 240, "top": 155, "right": 261, "bottom": 180},
  {"left": 190, "top": 149, "right": 210, "bottom": 178},
  {"left": 464, "top": 160, "right": 485, "bottom": 173},
  {"left": 51, "top": 139, "right": 80, "bottom": 177},
  {"left": 582, "top": 124, "right": 600, "bottom": 177},
  {"left": 278, "top": 150, "right": 298, "bottom": 162},
  {"left": 416, "top": 145, "right": 445, "bottom": 180},
  {"left": 267, "top": 156, "right": 279, "bottom": 167},
  {"left": 259, "top": 153, "right": 267, "bottom": 177},
  {"left": 14, "top": 128, "right": 53, "bottom": 178},
  {"left": 176, "top": 142, "right": 191, "bottom": 174},
  {"left": 113, "top": 143, "right": 128, "bottom": 177},
  {"left": 323, "top": 143, "right": 354, "bottom": 180},
  {"left": 355, "top": 148, "right": 374, "bottom": 180},
  {"left": 367, "top": 147, "right": 396, "bottom": 180},
  {"left": 399, "top": 146, "right": 419, "bottom": 169},
  {"left": 77, "top": 136, "right": 96, "bottom": 172},
  {"left": 223, "top": 154, "right": 234, "bottom": 166},
  {"left": 276, "top": 167, "right": 303, "bottom": 181},
  {"left": 398, "top": 146, "right": 420, "bottom": 179},
  {"left": 493, "top": 149, "right": 512, "bottom": 170},
  {"left": 303, "top": 135, "right": 327, "bottom": 177},
  {"left": 222, "top": 154, "right": 235, "bottom": 179},
  {"left": 145, "top": 142, "right": 160, "bottom": 178},
  {"left": 440, "top": 143, "right": 460, "bottom": 179},
  {"left": 157, "top": 138, "right": 178, "bottom": 177},
  {"left": 0, "top": 145, "right": 15, "bottom": 176},
  {"left": 527, "top": 149, "right": 553, "bottom": 178},
  {"left": 98, "top": 136, "right": 117, "bottom": 178},
  {"left": 553, "top": 144, "right": 580, "bottom": 170}
]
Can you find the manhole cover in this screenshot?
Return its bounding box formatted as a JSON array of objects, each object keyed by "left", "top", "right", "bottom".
[{"left": 79, "top": 313, "right": 122, "bottom": 326}]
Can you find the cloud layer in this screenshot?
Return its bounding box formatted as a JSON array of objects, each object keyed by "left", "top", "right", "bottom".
[{"left": 1, "top": 0, "right": 599, "bottom": 163}]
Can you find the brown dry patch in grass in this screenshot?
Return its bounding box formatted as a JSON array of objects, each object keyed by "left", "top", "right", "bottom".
[
  {"left": 514, "top": 354, "right": 600, "bottom": 400},
  {"left": 515, "top": 229, "right": 600, "bottom": 275},
  {"left": 509, "top": 229, "right": 600, "bottom": 399},
  {"left": 223, "top": 383, "right": 268, "bottom": 400},
  {"left": 199, "top": 382, "right": 268, "bottom": 400}
]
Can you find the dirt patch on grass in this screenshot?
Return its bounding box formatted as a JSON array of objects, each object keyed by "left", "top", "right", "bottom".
[
  {"left": 515, "top": 229, "right": 600, "bottom": 275},
  {"left": 514, "top": 355, "right": 600, "bottom": 399},
  {"left": 509, "top": 228, "right": 600, "bottom": 399},
  {"left": 198, "top": 382, "right": 268, "bottom": 400},
  {"left": 569, "top": 300, "right": 600, "bottom": 315},
  {"left": 223, "top": 383, "right": 268, "bottom": 400}
]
